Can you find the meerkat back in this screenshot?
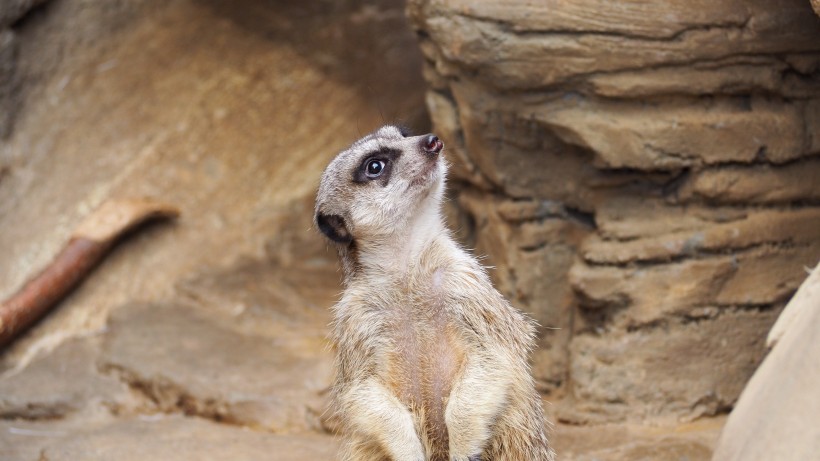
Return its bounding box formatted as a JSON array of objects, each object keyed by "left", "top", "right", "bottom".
[{"left": 315, "top": 125, "right": 555, "bottom": 461}]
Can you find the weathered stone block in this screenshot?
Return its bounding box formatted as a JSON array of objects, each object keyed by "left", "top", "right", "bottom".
[
  {"left": 536, "top": 98, "right": 808, "bottom": 170},
  {"left": 0, "top": 338, "right": 127, "bottom": 420},
  {"left": 451, "top": 84, "right": 603, "bottom": 204},
  {"left": 594, "top": 198, "right": 747, "bottom": 241},
  {"left": 571, "top": 245, "right": 817, "bottom": 327},
  {"left": 101, "top": 303, "right": 332, "bottom": 433},
  {"left": 38, "top": 416, "right": 339, "bottom": 461},
  {"left": 589, "top": 59, "right": 789, "bottom": 98},
  {"left": 565, "top": 309, "right": 780, "bottom": 423},
  {"left": 583, "top": 208, "right": 820, "bottom": 264},
  {"left": 682, "top": 158, "right": 820, "bottom": 204},
  {"left": 410, "top": 0, "right": 820, "bottom": 90}
]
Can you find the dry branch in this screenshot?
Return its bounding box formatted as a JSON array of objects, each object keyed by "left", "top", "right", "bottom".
[{"left": 0, "top": 198, "right": 179, "bottom": 347}]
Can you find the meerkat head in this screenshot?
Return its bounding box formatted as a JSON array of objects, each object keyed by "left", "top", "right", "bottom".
[{"left": 315, "top": 125, "right": 446, "bottom": 247}]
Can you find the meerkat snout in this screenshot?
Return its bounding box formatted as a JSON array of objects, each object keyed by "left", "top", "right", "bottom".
[
  {"left": 315, "top": 125, "right": 554, "bottom": 461},
  {"left": 423, "top": 134, "right": 444, "bottom": 155}
]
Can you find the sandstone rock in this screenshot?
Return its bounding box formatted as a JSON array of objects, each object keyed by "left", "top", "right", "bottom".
[
  {"left": 594, "top": 198, "right": 748, "bottom": 241},
  {"left": 583, "top": 208, "right": 820, "bottom": 264},
  {"left": 409, "top": 0, "right": 820, "bottom": 91},
  {"left": 554, "top": 419, "right": 722, "bottom": 461},
  {"left": 449, "top": 82, "right": 603, "bottom": 204},
  {"left": 588, "top": 53, "right": 820, "bottom": 99},
  {"left": 683, "top": 158, "right": 820, "bottom": 204},
  {"left": 588, "top": 58, "right": 808, "bottom": 98},
  {"left": 0, "top": 0, "right": 426, "bottom": 364},
  {"left": 100, "top": 301, "right": 332, "bottom": 433},
  {"left": 572, "top": 245, "right": 816, "bottom": 327},
  {"left": 535, "top": 98, "right": 809, "bottom": 170},
  {"left": 432, "top": 0, "right": 749, "bottom": 39},
  {"left": 0, "top": 337, "right": 129, "bottom": 420},
  {"left": 38, "top": 415, "right": 339, "bottom": 461},
  {"left": 565, "top": 309, "right": 779, "bottom": 423},
  {"left": 426, "top": 90, "right": 493, "bottom": 190},
  {"left": 0, "top": 419, "right": 86, "bottom": 461}
]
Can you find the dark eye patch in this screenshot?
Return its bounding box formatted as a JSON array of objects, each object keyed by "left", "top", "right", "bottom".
[{"left": 352, "top": 148, "right": 402, "bottom": 186}]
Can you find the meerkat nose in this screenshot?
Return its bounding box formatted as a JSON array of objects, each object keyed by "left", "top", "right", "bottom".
[{"left": 423, "top": 134, "right": 444, "bottom": 155}]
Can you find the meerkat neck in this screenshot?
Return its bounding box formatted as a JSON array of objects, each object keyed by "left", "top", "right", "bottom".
[{"left": 358, "top": 205, "right": 447, "bottom": 276}]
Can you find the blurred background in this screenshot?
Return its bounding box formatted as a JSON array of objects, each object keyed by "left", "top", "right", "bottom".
[{"left": 1, "top": 0, "right": 819, "bottom": 460}]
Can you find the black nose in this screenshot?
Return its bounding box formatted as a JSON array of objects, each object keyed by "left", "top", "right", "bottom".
[{"left": 422, "top": 134, "right": 444, "bottom": 155}]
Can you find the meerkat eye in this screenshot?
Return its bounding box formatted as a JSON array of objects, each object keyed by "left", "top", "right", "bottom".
[{"left": 365, "top": 159, "right": 386, "bottom": 178}]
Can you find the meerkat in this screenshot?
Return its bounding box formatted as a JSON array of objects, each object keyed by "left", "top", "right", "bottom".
[{"left": 315, "top": 125, "right": 555, "bottom": 461}]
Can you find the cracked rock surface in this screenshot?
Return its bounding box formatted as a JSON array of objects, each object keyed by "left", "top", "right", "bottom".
[{"left": 3, "top": 416, "right": 339, "bottom": 461}]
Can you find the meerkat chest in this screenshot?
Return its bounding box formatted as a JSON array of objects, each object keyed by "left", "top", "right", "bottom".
[{"left": 377, "top": 269, "right": 466, "bottom": 412}]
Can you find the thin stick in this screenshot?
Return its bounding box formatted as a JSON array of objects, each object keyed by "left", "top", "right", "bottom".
[{"left": 0, "top": 198, "right": 179, "bottom": 347}]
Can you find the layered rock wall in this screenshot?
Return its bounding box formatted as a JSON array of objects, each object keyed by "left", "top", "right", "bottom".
[{"left": 409, "top": 0, "right": 820, "bottom": 422}]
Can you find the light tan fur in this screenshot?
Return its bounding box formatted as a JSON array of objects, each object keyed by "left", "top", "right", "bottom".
[{"left": 315, "top": 125, "right": 555, "bottom": 461}]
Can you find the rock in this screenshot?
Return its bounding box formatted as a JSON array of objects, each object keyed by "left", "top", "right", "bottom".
[
  {"left": 564, "top": 309, "right": 779, "bottom": 423},
  {"left": 582, "top": 208, "right": 820, "bottom": 264},
  {"left": 448, "top": 82, "right": 604, "bottom": 204},
  {"left": 812, "top": 0, "right": 820, "bottom": 17},
  {"left": 0, "top": 29, "right": 15, "bottom": 139},
  {"left": 553, "top": 418, "right": 723, "bottom": 461},
  {"left": 572, "top": 245, "right": 816, "bottom": 327},
  {"left": 409, "top": 0, "right": 820, "bottom": 91},
  {"left": 0, "top": 419, "right": 86, "bottom": 461},
  {"left": 711, "top": 266, "right": 820, "bottom": 461},
  {"left": 100, "top": 301, "right": 332, "bottom": 433},
  {"left": 0, "top": 337, "right": 129, "bottom": 420},
  {"left": 587, "top": 58, "right": 808, "bottom": 98},
  {"left": 37, "top": 415, "right": 338, "bottom": 461},
  {"left": 593, "top": 198, "right": 748, "bottom": 241},
  {"left": 0, "top": 0, "right": 48, "bottom": 28},
  {"left": 410, "top": 0, "right": 820, "bottom": 423},
  {"left": 535, "top": 98, "right": 808, "bottom": 170},
  {"left": 682, "top": 158, "right": 820, "bottom": 204}
]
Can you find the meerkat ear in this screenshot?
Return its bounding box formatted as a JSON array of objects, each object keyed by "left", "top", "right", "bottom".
[{"left": 316, "top": 212, "right": 353, "bottom": 244}]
